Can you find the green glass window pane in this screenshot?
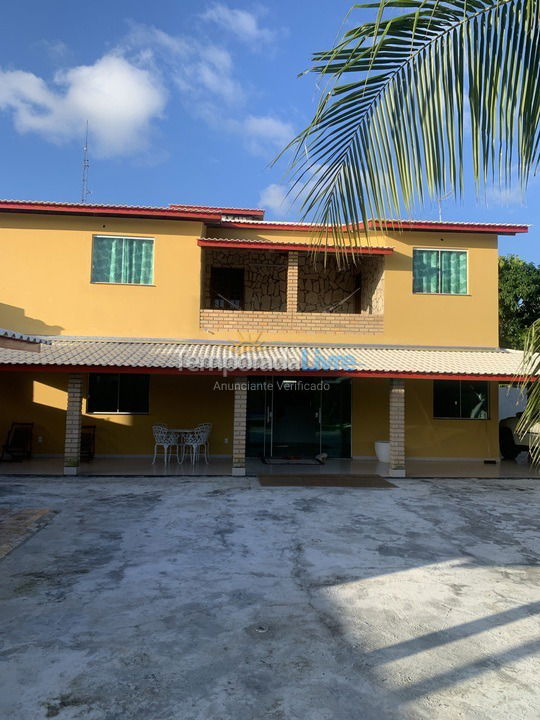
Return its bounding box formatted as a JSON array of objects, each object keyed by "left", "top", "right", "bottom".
[
  {"left": 441, "top": 251, "right": 467, "bottom": 294},
  {"left": 413, "top": 249, "right": 440, "bottom": 293},
  {"left": 122, "top": 238, "right": 153, "bottom": 284},
  {"left": 91, "top": 237, "right": 153, "bottom": 284},
  {"left": 91, "top": 237, "right": 121, "bottom": 283}
]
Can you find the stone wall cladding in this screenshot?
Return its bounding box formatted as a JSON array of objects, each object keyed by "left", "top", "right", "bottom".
[
  {"left": 200, "top": 309, "right": 384, "bottom": 334},
  {"left": 298, "top": 254, "right": 385, "bottom": 315},
  {"left": 202, "top": 248, "right": 287, "bottom": 312},
  {"left": 200, "top": 247, "right": 385, "bottom": 334}
]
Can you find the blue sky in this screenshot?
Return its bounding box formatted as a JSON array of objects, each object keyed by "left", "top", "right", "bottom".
[{"left": 0, "top": 0, "right": 537, "bottom": 262}]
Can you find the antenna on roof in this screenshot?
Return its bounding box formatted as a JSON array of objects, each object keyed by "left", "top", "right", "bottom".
[
  {"left": 437, "top": 190, "right": 452, "bottom": 221},
  {"left": 81, "top": 121, "right": 90, "bottom": 204}
]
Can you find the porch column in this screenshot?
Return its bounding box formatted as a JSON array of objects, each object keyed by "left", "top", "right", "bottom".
[
  {"left": 287, "top": 251, "right": 299, "bottom": 313},
  {"left": 64, "top": 373, "right": 83, "bottom": 476},
  {"left": 232, "top": 377, "right": 247, "bottom": 476},
  {"left": 389, "top": 378, "right": 406, "bottom": 477}
]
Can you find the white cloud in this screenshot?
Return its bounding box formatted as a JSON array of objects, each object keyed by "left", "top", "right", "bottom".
[
  {"left": 39, "top": 40, "right": 70, "bottom": 62},
  {"left": 486, "top": 185, "right": 525, "bottom": 207},
  {"left": 0, "top": 19, "right": 293, "bottom": 162},
  {"left": 0, "top": 54, "right": 166, "bottom": 157},
  {"left": 122, "top": 24, "right": 290, "bottom": 156},
  {"left": 259, "top": 183, "right": 291, "bottom": 215},
  {"left": 123, "top": 22, "right": 244, "bottom": 106},
  {"left": 242, "top": 114, "right": 294, "bottom": 155},
  {"left": 202, "top": 4, "right": 275, "bottom": 44}
]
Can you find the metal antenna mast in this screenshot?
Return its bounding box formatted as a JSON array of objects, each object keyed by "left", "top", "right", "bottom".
[{"left": 81, "top": 121, "right": 90, "bottom": 204}]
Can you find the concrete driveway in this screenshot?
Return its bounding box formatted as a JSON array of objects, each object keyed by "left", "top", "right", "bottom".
[{"left": 1, "top": 476, "right": 540, "bottom": 720}]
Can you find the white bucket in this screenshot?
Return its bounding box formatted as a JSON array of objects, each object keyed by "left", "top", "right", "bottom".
[{"left": 374, "top": 441, "right": 390, "bottom": 463}]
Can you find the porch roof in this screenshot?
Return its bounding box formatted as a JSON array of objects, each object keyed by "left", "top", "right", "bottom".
[{"left": 0, "top": 337, "right": 532, "bottom": 380}]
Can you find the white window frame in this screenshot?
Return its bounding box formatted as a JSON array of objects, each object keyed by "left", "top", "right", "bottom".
[
  {"left": 412, "top": 247, "right": 469, "bottom": 295},
  {"left": 91, "top": 235, "right": 155, "bottom": 286}
]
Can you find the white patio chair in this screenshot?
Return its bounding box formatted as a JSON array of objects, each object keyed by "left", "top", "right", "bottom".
[
  {"left": 181, "top": 427, "right": 210, "bottom": 465},
  {"left": 152, "top": 424, "right": 180, "bottom": 465},
  {"left": 195, "top": 423, "right": 212, "bottom": 458}
]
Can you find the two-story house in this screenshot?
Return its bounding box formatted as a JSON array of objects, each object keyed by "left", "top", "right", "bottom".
[{"left": 0, "top": 199, "right": 530, "bottom": 476}]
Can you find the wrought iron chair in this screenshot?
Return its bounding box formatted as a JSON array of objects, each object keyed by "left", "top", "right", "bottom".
[
  {"left": 181, "top": 427, "right": 210, "bottom": 465},
  {"left": 195, "top": 423, "right": 212, "bottom": 459},
  {"left": 152, "top": 424, "right": 180, "bottom": 465}
]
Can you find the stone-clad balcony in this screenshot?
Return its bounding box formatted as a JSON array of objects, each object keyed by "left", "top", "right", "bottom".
[{"left": 199, "top": 245, "right": 385, "bottom": 335}]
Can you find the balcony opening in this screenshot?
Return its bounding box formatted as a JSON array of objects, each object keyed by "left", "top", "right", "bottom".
[
  {"left": 297, "top": 254, "right": 384, "bottom": 315},
  {"left": 210, "top": 267, "right": 245, "bottom": 310},
  {"left": 202, "top": 248, "right": 287, "bottom": 312}
]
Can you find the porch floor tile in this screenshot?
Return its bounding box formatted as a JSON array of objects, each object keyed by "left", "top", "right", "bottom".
[{"left": 0, "top": 455, "right": 538, "bottom": 478}]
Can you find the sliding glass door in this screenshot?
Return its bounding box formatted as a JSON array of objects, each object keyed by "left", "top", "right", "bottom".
[{"left": 246, "top": 376, "right": 351, "bottom": 458}]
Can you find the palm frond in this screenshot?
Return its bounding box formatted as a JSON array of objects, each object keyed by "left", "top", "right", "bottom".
[
  {"left": 282, "top": 0, "right": 540, "bottom": 247},
  {"left": 517, "top": 319, "right": 540, "bottom": 464}
]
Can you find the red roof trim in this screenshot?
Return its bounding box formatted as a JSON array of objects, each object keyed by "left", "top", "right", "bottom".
[
  {"left": 0, "top": 365, "right": 527, "bottom": 382},
  {"left": 170, "top": 204, "right": 264, "bottom": 219},
  {"left": 0, "top": 200, "right": 224, "bottom": 222},
  {"left": 215, "top": 220, "right": 529, "bottom": 235},
  {"left": 197, "top": 239, "right": 393, "bottom": 255},
  {"left": 0, "top": 200, "right": 265, "bottom": 223},
  {"left": 0, "top": 202, "right": 526, "bottom": 234},
  {"left": 384, "top": 221, "right": 529, "bottom": 235}
]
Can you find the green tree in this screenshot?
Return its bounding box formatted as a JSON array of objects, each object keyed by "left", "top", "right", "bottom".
[{"left": 499, "top": 255, "right": 540, "bottom": 349}]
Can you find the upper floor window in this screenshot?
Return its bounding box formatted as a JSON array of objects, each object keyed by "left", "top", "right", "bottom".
[
  {"left": 413, "top": 249, "right": 467, "bottom": 295},
  {"left": 210, "top": 267, "right": 245, "bottom": 309},
  {"left": 91, "top": 236, "right": 154, "bottom": 285},
  {"left": 87, "top": 373, "right": 149, "bottom": 413}
]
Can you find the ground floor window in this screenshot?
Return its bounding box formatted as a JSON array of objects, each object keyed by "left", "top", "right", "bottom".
[
  {"left": 433, "top": 380, "right": 489, "bottom": 419},
  {"left": 87, "top": 374, "right": 150, "bottom": 414}
]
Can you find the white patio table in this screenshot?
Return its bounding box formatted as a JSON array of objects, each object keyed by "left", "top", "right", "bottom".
[{"left": 168, "top": 429, "right": 192, "bottom": 464}]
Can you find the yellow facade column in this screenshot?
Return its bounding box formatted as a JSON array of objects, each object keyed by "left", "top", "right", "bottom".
[
  {"left": 286, "top": 251, "right": 299, "bottom": 313},
  {"left": 389, "top": 378, "right": 406, "bottom": 477},
  {"left": 232, "top": 377, "right": 247, "bottom": 476},
  {"left": 64, "top": 373, "right": 83, "bottom": 476}
]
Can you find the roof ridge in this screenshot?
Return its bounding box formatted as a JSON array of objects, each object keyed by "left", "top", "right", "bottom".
[{"left": 42, "top": 336, "right": 513, "bottom": 352}]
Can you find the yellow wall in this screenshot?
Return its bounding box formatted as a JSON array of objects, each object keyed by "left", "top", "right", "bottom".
[
  {"left": 210, "top": 226, "right": 500, "bottom": 347},
  {"left": 0, "top": 372, "right": 499, "bottom": 460},
  {"left": 0, "top": 213, "right": 205, "bottom": 339},
  {"left": 0, "top": 212, "right": 500, "bottom": 348},
  {"left": 0, "top": 372, "right": 234, "bottom": 456},
  {"left": 352, "top": 378, "right": 499, "bottom": 459}
]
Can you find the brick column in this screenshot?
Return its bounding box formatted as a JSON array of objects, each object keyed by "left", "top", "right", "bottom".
[
  {"left": 287, "top": 251, "right": 299, "bottom": 313},
  {"left": 232, "top": 377, "right": 247, "bottom": 476},
  {"left": 389, "top": 378, "right": 406, "bottom": 477},
  {"left": 64, "top": 373, "right": 83, "bottom": 476}
]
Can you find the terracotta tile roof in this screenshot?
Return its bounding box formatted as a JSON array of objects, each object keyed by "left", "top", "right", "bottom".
[{"left": 0, "top": 337, "right": 531, "bottom": 379}]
